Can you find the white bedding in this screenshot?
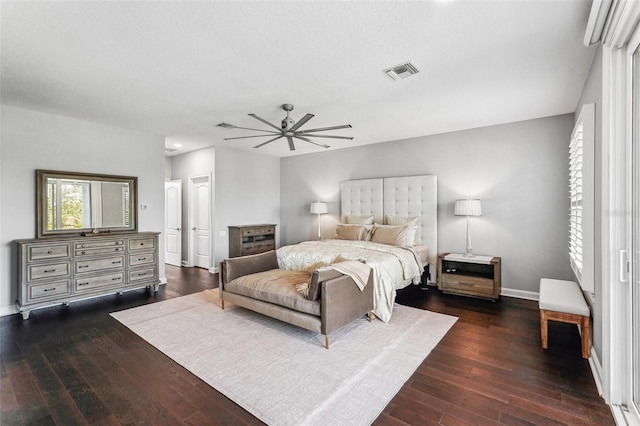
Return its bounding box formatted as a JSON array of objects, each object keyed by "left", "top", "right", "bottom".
[{"left": 276, "top": 240, "right": 423, "bottom": 322}]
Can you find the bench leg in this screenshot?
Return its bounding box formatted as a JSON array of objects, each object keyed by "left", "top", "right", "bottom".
[
  {"left": 540, "top": 309, "right": 548, "bottom": 349},
  {"left": 581, "top": 316, "right": 590, "bottom": 359},
  {"left": 325, "top": 335, "right": 330, "bottom": 350}
]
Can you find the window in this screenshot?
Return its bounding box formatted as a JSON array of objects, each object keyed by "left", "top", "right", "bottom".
[{"left": 569, "top": 103, "right": 594, "bottom": 293}]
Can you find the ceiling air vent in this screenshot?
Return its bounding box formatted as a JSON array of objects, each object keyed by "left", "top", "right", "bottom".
[
  {"left": 384, "top": 61, "right": 420, "bottom": 81},
  {"left": 165, "top": 147, "right": 177, "bottom": 153}
]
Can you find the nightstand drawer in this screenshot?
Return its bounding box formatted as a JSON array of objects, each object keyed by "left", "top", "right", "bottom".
[{"left": 441, "top": 274, "right": 495, "bottom": 296}]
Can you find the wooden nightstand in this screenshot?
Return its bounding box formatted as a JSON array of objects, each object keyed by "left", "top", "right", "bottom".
[{"left": 437, "top": 253, "right": 501, "bottom": 300}]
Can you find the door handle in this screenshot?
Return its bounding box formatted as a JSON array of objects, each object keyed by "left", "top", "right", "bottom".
[
  {"left": 192, "top": 227, "right": 197, "bottom": 231},
  {"left": 620, "top": 250, "right": 629, "bottom": 283}
]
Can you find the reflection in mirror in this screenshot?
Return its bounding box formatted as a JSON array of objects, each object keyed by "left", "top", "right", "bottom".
[{"left": 37, "top": 170, "right": 137, "bottom": 238}]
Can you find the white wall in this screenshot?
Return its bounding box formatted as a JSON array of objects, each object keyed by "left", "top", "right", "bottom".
[
  {"left": 0, "top": 105, "right": 166, "bottom": 315},
  {"left": 281, "top": 114, "right": 575, "bottom": 295},
  {"left": 214, "top": 146, "right": 280, "bottom": 265}
]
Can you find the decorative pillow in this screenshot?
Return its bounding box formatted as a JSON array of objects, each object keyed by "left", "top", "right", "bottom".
[
  {"left": 335, "top": 223, "right": 371, "bottom": 241},
  {"left": 344, "top": 215, "right": 374, "bottom": 225},
  {"left": 384, "top": 215, "right": 419, "bottom": 246},
  {"left": 371, "top": 224, "right": 410, "bottom": 246}
]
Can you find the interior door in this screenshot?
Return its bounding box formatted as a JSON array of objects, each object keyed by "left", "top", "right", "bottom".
[
  {"left": 191, "top": 176, "right": 210, "bottom": 269},
  {"left": 164, "top": 180, "right": 182, "bottom": 267}
]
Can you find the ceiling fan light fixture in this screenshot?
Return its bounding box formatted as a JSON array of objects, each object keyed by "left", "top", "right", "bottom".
[
  {"left": 220, "top": 104, "right": 352, "bottom": 151},
  {"left": 384, "top": 61, "right": 420, "bottom": 81}
]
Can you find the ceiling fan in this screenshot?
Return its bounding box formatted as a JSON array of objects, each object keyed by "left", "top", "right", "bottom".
[{"left": 217, "top": 104, "right": 353, "bottom": 151}]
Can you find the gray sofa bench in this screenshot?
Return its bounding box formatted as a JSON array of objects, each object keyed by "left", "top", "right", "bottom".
[{"left": 219, "top": 250, "right": 374, "bottom": 348}]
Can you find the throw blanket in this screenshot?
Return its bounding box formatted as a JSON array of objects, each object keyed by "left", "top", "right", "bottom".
[
  {"left": 330, "top": 260, "right": 371, "bottom": 291},
  {"left": 277, "top": 240, "right": 423, "bottom": 322}
]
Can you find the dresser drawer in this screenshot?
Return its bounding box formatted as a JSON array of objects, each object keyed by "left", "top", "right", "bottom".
[
  {"left": 28, "top": 244, "right": 71, "bottom": 261},
  {"left": 256, "top": 226, "right": 275, "bottom": 235},
  {"left": 28, "top": 262, "right": 70, "bottom": 281},
  {"left": 75, "top": 239, "right": 126, "bottom": 256},
  {"left": 128, "top": 267, "right": 157, "bottom": 283},
  {"left": 75, "top": 256, "right": 125, "bottom": 274},
  {"left": 441, "top": 274, "right": 495, "bottom": 296},
  {"left": 75, "top": 239, "right": 125, "bottom": 250},
  {"left": 129, "top": 252, "right": 155, "bottom": 267},
  {"left": 75, "top": 272, "right": 124, "bottom": 293},
  {"left": 129, "top": 238, "right": 155, "bottom": 251},
  {"left": 76, "top": 246, "right": 126, "bottom": 256},
  {"left": 27, "top": 280, "right": 71, "bottom": 301},
  {"left": 242, "top": 228, "right": 255, "bottom": 237},
  {"left": 253, "top": 240, "right": 275, "bottom": 252}
]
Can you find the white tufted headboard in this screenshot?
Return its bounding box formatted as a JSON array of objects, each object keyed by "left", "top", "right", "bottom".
[
  {"left": 383, "top": 175, "right": 438, "bottom": 266},
  {"left": 340, "top": 178, "right": 384, "bottom": 224},
  {"left": 340, "top": 175, "right": 438, "bottom": 272}
]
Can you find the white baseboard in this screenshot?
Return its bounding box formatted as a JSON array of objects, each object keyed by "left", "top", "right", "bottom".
[
  {"left": 0, "top": 304, "right": 19, "bottom": 317},
  {"left": 160, "top": 276, "right": 168, "bottom": 285},
  {"left": 209, "top": 266, "right": 219, "bottom": 274},
  {"left": 181, "top": 260, "right": 190, "bottom": 267},
  {"left": 588, "top": 345, "right": 603, "bottom": 397},
  {"left": 500, "top": 287, "right": 539, "bottom": 301}
]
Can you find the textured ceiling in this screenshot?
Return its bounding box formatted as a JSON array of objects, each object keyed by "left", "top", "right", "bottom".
[{"left": 1, "top": 1, "right": 596, "bottom": 158}]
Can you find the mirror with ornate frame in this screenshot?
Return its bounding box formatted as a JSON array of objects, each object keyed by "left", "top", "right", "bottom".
[{"left": 36, "top": 170, "right": 138, "bottom": 238}]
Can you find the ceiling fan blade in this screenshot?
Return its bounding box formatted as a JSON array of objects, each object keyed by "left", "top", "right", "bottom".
[
  {"left": 248, "top": 114, "right": 282, "bottom": 132},
  {"left": 294, "top": 135, "right": 330, "bottom": 149},
  {"left": 253, "top": 135, "right": 284, "bottom": 149},
  {"left": 218, "top": 122, "right": 279, "bottom": 134},
  {"left": 289, "top": 113, "right": 314, "bottom": 132},
  {"left": 297, "top": 124, "right": 352, "bottom": 134},
  {"left": 224, "top": 134, "right": 282, "bottom": 140},
  {"left": 296, "top": 134, "right": 353, "bottom": 140},
  {"left": 286, "top": 136, "right": 296, "bottom": 151}
]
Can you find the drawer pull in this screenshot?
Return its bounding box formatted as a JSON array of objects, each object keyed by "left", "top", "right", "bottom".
[
  {"left": 78, "top": 265, "right": 89, "bottom": 269},
  {"left": 43, "top": 287, "right": 56, "bottom": 292},
  {"left": 81, "top": 251, "right": 86, "bottom": 255},
  {"left": 112, "top": 277, "right": 121, "bottom": 281},
  {"left": 78, "top": 282, "right": 89, "bottom": 286},
  {"left": 115, "top": 248, "right": 122, "bottom": 251},
  {"left": 138, "top": 257, "right": 146, "bottom": 261},
  {"left": 44, "top": 269, "right": 56, "bottom": 273},
  {"left": 112, "top": 260, "right": 122, "bottom": 265},
  {"left": 137, "top": 272, "right": 147, "bottom": 277},
  {"left": 458, "top": 282, "right": 475, "bottom": 287},
  {"left": 47, "top": 250, "right": 53, "bottom": 254}
]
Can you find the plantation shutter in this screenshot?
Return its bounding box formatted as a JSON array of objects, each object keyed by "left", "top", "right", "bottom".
[
  {"left": 569, "top": 103, "right": 594, "bottom": 293},
  {"left": 569, "top": 122, "right": 584, "bottom": 277}
]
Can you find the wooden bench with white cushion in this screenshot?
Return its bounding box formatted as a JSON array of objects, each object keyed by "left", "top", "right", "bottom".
[{"left": 539, "top": 278, "right": 591, "bottom": 359}]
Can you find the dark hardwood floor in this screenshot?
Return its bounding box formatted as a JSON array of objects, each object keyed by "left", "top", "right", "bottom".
[{"left": 1, "top": 265, "right": 614, "bottom": 425}]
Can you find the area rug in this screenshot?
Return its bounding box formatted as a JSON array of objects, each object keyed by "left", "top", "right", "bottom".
[{"left": 111, "top": 290, "right": 457, "bottom": 426}]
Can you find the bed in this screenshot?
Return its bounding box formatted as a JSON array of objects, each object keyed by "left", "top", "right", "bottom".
[{"left": 277, "top": 175, "right": 437, "bottom": 322}]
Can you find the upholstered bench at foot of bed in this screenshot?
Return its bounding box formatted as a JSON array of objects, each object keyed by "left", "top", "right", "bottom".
[
  {"left": 539, "top": 278, "right": 591, "bottom": 359},
  {"left": 219, "top": 250, "right": 374, "bottom": 349}
]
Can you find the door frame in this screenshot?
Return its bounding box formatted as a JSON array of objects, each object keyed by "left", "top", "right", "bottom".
[
  {"left": 600, "top": 3, "right": 640, "bottom": 424},
  {"left": 187, "top": 173, "right": 212, "bottom": 270}
]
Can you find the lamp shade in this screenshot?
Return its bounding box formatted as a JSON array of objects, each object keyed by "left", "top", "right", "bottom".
[
  {"left": 310, "top": 201, "right": 328, "bottom": 215},
  {"left": 454, "top": 199, "right": 482, "bottom": 216}
]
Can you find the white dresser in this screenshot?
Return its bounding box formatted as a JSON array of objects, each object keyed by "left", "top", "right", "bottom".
[{"left": 16, "top": 232, "right": 160, "bottom": 319}]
